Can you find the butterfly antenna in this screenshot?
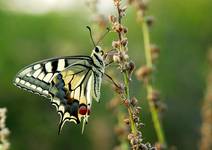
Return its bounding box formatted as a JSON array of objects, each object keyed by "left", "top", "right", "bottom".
[
  {"left": 86, "top": 26, "right": 96, "bottom": 48},
  {"left": 96, "top": 27, "right": 110, "bottom": 45}
]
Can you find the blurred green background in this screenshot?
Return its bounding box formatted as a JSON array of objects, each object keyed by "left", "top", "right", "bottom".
[{"left": 0, "top": 0, "right": 211, "bottom": 150}]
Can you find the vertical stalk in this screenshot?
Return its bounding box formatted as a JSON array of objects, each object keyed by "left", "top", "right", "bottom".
[
  {"left": 123, "top": 72, "right": 137, "bottom": 134},
  {"left": 142, "top": 20, "right": 166, "bottom": 146},
  {"left": 199, "top": 48, "right": 212, "bottom": 150},
  {"left": 115, "top": 0, "right": 138, "bottom": 136}
]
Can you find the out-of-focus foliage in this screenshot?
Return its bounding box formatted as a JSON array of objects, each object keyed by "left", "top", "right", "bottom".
[{"left": 0, "top": 0, "right": 211, "bottom": 150}]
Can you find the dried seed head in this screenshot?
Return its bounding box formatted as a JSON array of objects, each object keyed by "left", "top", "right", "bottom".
[
  {"left": 113, "top": 54, "right": 121, "bottom": 63},
  {"left": 114, "top": 83, "right": 125, "bottom": 94},
  {"left": 112, "top": 40, "right": 121, "bottom": 49},
  {"left": 131, "top": 97, "right": 138, "bottom": 106},
  {"left": 139, "top": 143, "right": 148, "bottom": 150},
  {"left": 136, "top": 66, "right": 152, "bottom": 80},
  {"left": 113, "top": 22, "right": 124, "bottom": 33},
  {"left": 109, "top": 15, "right": 117, "bottom": 23},
  {"left": 114, "top": 0, "right": 120, "bottom": 7},
  {"left": 130, "top": 138, "right": 139, "bottom": 145},
  {"left": 146, "top": 16, "right": 155, "bottom": 27},
  {"left": 120, "top": 10, "right": 127, "bottom": 17},
  {"left": 145, "top": 143, "right": 153, "bottom": 149},
  {"left": 123, "top": 118, "right": 130, "bottom": 125},
  {"left": 138, "top": 122, "right": 145, "bottom": 129},
  {"left": 127, "top": 61, "right": 135, "bottom": 79},
  {"left": 121, "top": 38, "right": 128, "bottom": 47},
  {"left": 135, "top": 106, "right": 142, "bottom": 115},
  {"left": 151, "top": 44, "right": 160, "bottom": 61},
  {"left": 148, "top": 89, "right": 160, "bottom": 102},
  {"left": 123, "top": 27, "right": 128, "bottom": 34},
  {"left": 138, "top": 0, "right": 148, "bottom": 11},
  {"left": 133, "top": 116, "right": 140, "bottom": 123},
  {"left": 128, "top": 133, "right": 134, "bottom": 140},
  {"left": 123, "top": 53, "right": 129, "bottom": 60},
  {"left": 136, "top": 131, "right": 142, "bottom": 138},
  {"left": 123, "top": 99, "right": 130, "bottom": 107},
  {"left": 104, "top": 49, "right": 118, "bottom": 64},
  {"left": 118, "top": 51, "right": 129, "bottom": 61},
  {"left": 121, "top": 5, "right": 128, "bottom": 12}
]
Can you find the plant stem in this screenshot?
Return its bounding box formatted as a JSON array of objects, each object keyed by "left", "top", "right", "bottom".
[
  {"left": 123, "top": 72, "right": 137, "bottom": 134},
  {"left": 142, "top": 20, "right": 166, "bottom": 146},
  {"left": 114, "top": 1, "right": 138, "bottom": 136}
]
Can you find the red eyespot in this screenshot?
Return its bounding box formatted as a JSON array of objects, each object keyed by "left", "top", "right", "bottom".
[{"left": 79, "top": 105, "right": 87, "bottom": 115}]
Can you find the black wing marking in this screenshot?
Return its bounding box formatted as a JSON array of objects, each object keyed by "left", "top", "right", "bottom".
[
  {"left": 49, "top": 63, "right": 94, "bottom": 133},
  {"left": 13, "top": 56, "right": 93, "bottom": 98}
]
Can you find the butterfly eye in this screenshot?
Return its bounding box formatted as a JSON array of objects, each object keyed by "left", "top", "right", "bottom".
[{"left": 95, "top": 47, "right": 100, "bottom": 53}]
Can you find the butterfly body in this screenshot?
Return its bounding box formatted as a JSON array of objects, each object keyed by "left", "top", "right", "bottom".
[{"left": 14, "top": 46, "right": 105, "bottom": 133}]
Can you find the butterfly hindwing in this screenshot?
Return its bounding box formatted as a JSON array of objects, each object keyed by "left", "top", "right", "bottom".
[{"left": 49, "top": 63, "right": 94, "bottom": 133}]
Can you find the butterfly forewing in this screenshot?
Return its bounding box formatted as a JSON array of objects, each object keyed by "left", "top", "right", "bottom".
[
  {"left": 13, "top": 56, "right": 92, "bottom": 98},
  {"left": 14, "top": 51, "right": 105, "bottom": 133},
  {"left": 13, "top": 55, "right": 102, "bottom": 132}
]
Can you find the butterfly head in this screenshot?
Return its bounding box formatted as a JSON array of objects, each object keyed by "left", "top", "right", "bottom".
[
  {"left": 92, "top": 46, "right": 104, "bottom": 56},
  {"left": 91, "top": 46, "right": 105, "bottom": 68}
]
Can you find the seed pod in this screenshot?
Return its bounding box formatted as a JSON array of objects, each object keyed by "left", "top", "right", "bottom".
[
  {"left": 128, "top": 133, "right": 134, "bottom": 140},
  {"left": 130, "top": 138, "right": 138, "bottom": 145},
  {"left": 150, "top": 44, "right": 160, "bottom": 61},
  {"left": 146, "top": 16, "right": 155, "bottom": 27},
  {"left": 123, "top": 118, "right": 130, "bottom": 125},
  {"left": 123, "top": 27, "right": 128, "bottom": 34},
  {"left": 112, "top": 40, "right": 120, "bottom": 49},
  {"left": 139, "top": 143, "right": 148, "bottom": 150},
  {"left": 108, "top": 15, "right": 117, "bottom": 23},
  {"left": 113, "top": 22, "right": 124, "bottom": 33},
  {"left": 138, "top": 122, "right": 145, "bottom": 129},
  {"left": 113, "top": 54, "right": 121, "bottom": 63},
  {"left": 131, "top": 97, "right": 138, "bottom": 106},
  {"left": 121, "top": 38, "right": 128, "bottom": 47},
  {"left": 148, "top": 89, "right": 160, "bottom": 102},
  {"left": 136, "top": 66, "right": 152, "bottom": 81},
  {"left": 133, "top": 116, "right": 140, "bottom": 123},
  {"left": 114, "top": 83, "right": 125, "bottom": 94}
]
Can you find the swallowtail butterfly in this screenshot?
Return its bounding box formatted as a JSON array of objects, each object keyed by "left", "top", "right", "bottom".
[{"left": 13, "top": 27, "right": 108, "bottom": 134}]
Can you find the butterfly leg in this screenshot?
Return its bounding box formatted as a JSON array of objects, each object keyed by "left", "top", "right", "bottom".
[{"left": 104, "top": 73, "right": 119, "bottom": 88}]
